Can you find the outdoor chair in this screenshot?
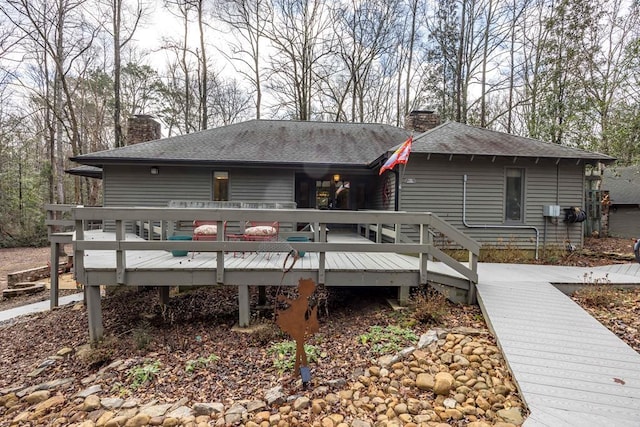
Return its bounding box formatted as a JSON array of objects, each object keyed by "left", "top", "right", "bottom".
[
  {"left": 192, "top": 220, "right": 227, "bottom": 258},
  {"left": 242, "top": 221, "right": 279, "bottom": 242},
  {"left": 242, "top": 221, "right": 279, "bottom": 259}
]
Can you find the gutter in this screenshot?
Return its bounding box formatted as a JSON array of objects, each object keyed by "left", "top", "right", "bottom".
[{"left": 462, "top": 174, "right": 539, "bottom": 259}]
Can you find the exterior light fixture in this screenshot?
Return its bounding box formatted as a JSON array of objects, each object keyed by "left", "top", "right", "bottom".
[
  {"left": 333, "top": 174, "right": 340, "bottom": 183},
  {"left": 150, "top": 166, "right": 159, "bottom": 175}
]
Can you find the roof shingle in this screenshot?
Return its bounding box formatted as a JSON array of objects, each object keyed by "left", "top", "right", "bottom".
[
  {"left": 409, "top": 122, "right": 614, "bottom": 163},
  {"left": 71, "top": 120, "right": 410, "bottom": 167},
  {"left": 71, "top": 119, "right": 615, "bottom": 168}
]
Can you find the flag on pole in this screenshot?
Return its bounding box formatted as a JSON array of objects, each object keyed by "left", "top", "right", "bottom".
[{"left": 379, "top": 136, "right": 413, "bottom": 175}]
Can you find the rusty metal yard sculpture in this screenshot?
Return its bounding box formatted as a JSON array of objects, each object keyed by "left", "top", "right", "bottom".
[{"left": 275, "top": 277, "right": 319, "bottom": 387}]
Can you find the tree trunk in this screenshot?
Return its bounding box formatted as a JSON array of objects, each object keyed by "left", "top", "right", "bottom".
[{"left": 197, "top": 0, "right": 208, "bottom": 130}]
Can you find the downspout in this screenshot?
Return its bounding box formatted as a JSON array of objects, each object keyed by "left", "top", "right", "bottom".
[{"left": 463, "top": 174, "right": 539, "bottom": 259}]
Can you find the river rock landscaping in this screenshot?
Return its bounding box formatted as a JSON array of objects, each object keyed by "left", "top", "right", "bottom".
[{"left": 0, "top": 286, "right": 525, "bottom": 426}]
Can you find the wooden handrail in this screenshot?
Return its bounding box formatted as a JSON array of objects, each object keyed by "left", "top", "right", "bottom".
[{"left": 70, "top": 206, "right": 480, "bottom": 288}]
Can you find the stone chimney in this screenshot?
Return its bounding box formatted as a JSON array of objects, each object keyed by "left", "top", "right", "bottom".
[
  {"left": 404, "top": 110, "right": 441, "bottom": 132},
  {"left": 126, "top": 115, "right": 161, "bottom": 145}
]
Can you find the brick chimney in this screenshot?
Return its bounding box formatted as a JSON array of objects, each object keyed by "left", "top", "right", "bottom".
[
  {"left": 404, "top": 110, "right": 441, "bottom": 132},
  {"left": 126, "top": 115, "right": 161, "bottom": 145}
]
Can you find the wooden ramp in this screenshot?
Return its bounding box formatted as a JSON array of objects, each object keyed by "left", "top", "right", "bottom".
[{"left": 476, "top": 263, "right": 640, "bottom": 426}]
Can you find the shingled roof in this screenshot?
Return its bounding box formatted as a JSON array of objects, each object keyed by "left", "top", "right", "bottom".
[
  {"left": 71, "top": 119, "right": 615, "bottom": 170},
  {"left": 71, "top": 120, "right": 410, "bottom": 167},
  {"left": 407, "top": 122, "right": 615, "bottom": 164},
  {"left": 601, "top": 165, "right": 640, "bottom": 205}
]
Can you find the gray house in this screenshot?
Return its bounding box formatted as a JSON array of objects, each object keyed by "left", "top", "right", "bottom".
[
  {"left": 70, "top": 112, "right": 614, "bottom": 254},
  {"left": 601, "top": 165, "right": 640, "bottom": 238}
]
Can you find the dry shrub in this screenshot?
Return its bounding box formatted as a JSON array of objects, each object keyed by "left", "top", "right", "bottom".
[
  {"left": 480, "top": 238, "right": 533, "bottom": 263},
  {"left": 78, "top": 336, "right": 117, "bottom": 368},
  {"left": 250, "top": 322, "right": 285, "bottom": 346},
  {"left": 540, "top": 244, "right": 568, "bottom": 264},
  {"left": 574, "top": 273, "right": 619, "bottom": 307},
  {"left": 412, "top": 287, "right": 448, "bottom": 325}
]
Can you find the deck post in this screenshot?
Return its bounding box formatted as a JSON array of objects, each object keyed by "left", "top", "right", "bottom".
[
  {"left": 86, "top": 285, "right": 104, "bottom": 343},
  {"left": 238, "top": 285, "right": 250, "bottom": 327},
  {"left": 216, "top": 220, "right": 225, "bottom": 283},
  {"left": 466, "top": 251, "right": 478, "bottom": 304},
  {"left": 258, "top": 286, "right": 267, "bottom": 306},
  {"left": 50, "top": 241, "right": 60, "bottom": 309},
  {"left": 318, "top": 224, "right": 327, "bottom": 285},
  {"left": 158, "top": 287, "right": 170, "bottom": 305},
  {"left": 74, "top": 219, "right": 86, "bottom": 284},
  {"left": 160, "top": 220, "right": 167, "bottom": 240},
  {"left": 419, "top": 224, "right": 428, "bottom": 284},
  {"left": 116, "top": 220, "right": 126, "bottom": 284},
  {"left": 397, "top": 285, "right": 410, "bottom": 305}
]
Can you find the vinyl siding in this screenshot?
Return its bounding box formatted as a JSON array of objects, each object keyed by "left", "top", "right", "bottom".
[
  {"left": 231, "top": 168, "right": 294, "bottom": 202},
  {"left": 103, "top": 166, "right": 294, "bottom": 207},
  {"left": 103, "top": 165, "right": 295, "bottom": 233},
  {"left": 399, "top": 155, "right": 586, "bottom": 251},
  {"left": 609, "top": 206, "right": 640, "bottom": 238},
  {"left": 104, "top": 165, "right": 211, "bottom": 207}
]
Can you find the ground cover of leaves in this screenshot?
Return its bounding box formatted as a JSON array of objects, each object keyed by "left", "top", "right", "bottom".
[
  {"left": 0, "top": 287, "right": 522, "bottom": 425},
  {"left": 0, "top": 237, "right": 638, "bottom": 426},
  {"left": 0, "top": 286, "right": 488, "bottom": 402}
]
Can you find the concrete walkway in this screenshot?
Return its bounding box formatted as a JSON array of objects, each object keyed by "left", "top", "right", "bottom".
[
  {"left": 0, "top": 293, "right": 84, "bottom": 324},
  {"left": 476, "top": 263, "right": 640, "bottom": 427}
]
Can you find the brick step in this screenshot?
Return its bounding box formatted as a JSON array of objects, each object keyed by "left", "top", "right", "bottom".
[{"left": 2, "top": 283, "right": 46, "bottom": 299}]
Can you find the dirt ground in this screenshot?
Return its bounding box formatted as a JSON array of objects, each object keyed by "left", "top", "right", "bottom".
[{"left": 0, "top": 244, "right": 76, "bottom": 311}]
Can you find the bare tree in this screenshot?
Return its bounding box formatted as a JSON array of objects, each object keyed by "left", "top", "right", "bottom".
[
  {"left": 195, "top": 0, "right": 209, "bottom": 129},
  {"left": 217, "top": 0, "right": 271, "bottom": 119},
  {"left": 209, "top": 76, "right": 253, "bottom": 126},
  {"left": 332, "top": 0, "right": 401, "bottom": 122},
  {"left": 577, "top": 0, "right": 640, "bottom": 153},
  {"left": 2, "top": 0, "right": 96, "bottom": 203},
  {"left": 266, "top": 0, "right": 334, "bottom": 120},
  {"left": 106, "top": 0, "right": 143, "bottom": 147},
  {"left": 163, "top": 0, "right": 197, "bottom": 133}
]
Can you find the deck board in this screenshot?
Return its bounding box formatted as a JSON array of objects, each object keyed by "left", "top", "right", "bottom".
[
  {"left": 476, "top": 263, "right": 640, "bottom": 426},
  {"left": 77, "top": 231, "right": 456, "bottom": 289}
]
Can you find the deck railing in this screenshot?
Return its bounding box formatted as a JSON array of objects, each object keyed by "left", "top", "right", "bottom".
[{"left": 71, "top": 207, "right": 479, "bottom": 297}]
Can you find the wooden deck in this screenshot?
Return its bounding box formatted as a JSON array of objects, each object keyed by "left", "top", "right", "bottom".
[
  {"left": 78, "top": 230, "right": 431, "bottom": 288},
  {"left": 64, "top": 206, "right": 480, "bottom": 342},
  {"left": 476, "top": 263, "right": 640, "bottom": 426}
]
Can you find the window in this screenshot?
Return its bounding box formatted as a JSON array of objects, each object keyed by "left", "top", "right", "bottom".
[
  {"left": 213, "top": 171, "right": 229, "bottom": 201},
  {"left": 505, "top": 168, "right": 524, "bottom": 222}
]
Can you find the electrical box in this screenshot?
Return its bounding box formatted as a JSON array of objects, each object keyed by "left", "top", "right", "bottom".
[{"left": 543, "top": 205, "right": 561, "bottom": 217}]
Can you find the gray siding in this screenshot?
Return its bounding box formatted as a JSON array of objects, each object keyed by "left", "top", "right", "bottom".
[
  {"left": 104, "top": 166, "right": 211, "bottom": 207},
  {"left": 399, "top": 155, "right": 586, "bottom": 251},
  {"left": 103, "top": 166, "right": 295, "bottom": 207},
  {"left": 230, "top": 168, "right": 294, "bottom": 202},
  {"left": 609, "top": 206, "right": 640, "bottom": 238}
]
